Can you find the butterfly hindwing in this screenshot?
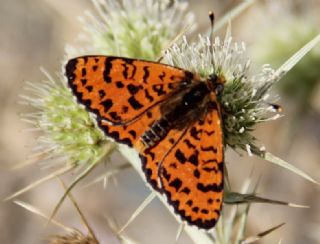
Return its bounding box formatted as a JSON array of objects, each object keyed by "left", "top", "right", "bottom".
[
  {"left": 138, "top": 126, "right": 190, "bottom": 191},
  {"left": 158, "top": 104, "right": 224, "bottom": 229}
]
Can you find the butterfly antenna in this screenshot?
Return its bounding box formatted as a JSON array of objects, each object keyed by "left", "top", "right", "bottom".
[
  {"left": 209, "top": 11, "right": 215, "bottom": 44},
  {"left": 209, "top": 11, "right": 215, "bottom": 69}
]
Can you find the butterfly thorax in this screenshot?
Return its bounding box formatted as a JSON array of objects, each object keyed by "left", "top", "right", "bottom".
[{"left": 140, "top": 74, "right": 223, "bottom": 148}]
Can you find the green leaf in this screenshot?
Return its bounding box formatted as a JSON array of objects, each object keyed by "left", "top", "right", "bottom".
[{"left": 224, "top": 191, "right": 308, "bottom": 208}]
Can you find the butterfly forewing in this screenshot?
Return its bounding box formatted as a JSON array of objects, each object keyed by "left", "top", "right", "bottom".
[{"left": 66, "top": 56, "right": 194, "bottom": 125}]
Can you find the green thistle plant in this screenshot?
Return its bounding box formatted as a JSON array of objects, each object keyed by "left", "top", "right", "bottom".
[{"left": 11, "top": 0, "right": 320, "bottom": 243}]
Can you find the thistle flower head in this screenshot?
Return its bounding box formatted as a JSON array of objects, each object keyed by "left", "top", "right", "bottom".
[
  {"left": 164, "top": 34, "right": 281, "bottom": 153},
  {"left": 20, "top": 71, "right": 112, "bottom": 168},
  {"left": 69, "top": 0, "right": 194, "bottom": 60}
]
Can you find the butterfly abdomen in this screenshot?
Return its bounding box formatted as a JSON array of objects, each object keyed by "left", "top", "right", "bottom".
[{"left": 140, "top": 118, "right": 170, "bottom": 147}]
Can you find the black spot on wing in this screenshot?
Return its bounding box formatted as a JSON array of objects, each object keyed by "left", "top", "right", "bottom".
[
  {"left": 101, "top": 99, "right": 113, "bottom": 112},
  {"left": 128, "top": 130, "right": 137, "bottom": 139},
  {"left": 159, "top": 71, "right": 165, "bottom": 81},
  {"left": 81, "top": 68, "right": 86, "bottom": 77},
  {"left": 192, "top": 207, "right": 199, "bottom": 213},
  {"left": 169, "top": 138, "right": 175, "bottom": 144},
  {"left": 193, "top": 169, "right": 200, "bottom": 178},
  {"left": 190, "top": 127, "right": 202, "bottom": 141},
  {"left": 104, "top": 57, "right": 115, "bottom": 83},
  {"left": 143, "top": 66, "right": 150, "bottom": 84},
  {"left": 130, "top": 64, "right": 137, "bottom": 79},
  {"left": 188, "top": 151, "right": 199, "bottom": 166},
  {"left": 203, "top": 159, "right": 218, "bottom": 164},
  {"left": 183, "top": 139, "right": 196, "bottom": 149},
  {"left": 109, "top": 111, "right": 121, "bottom": 121},
  {"left": 144, "top": 148, "right": 155, "bottom": 161},
  {"left": 175, "top": 149, "right": 187, "bottom": 164},
  {"left": 128, "top": 96, "right": 143, "bottom": 110},
  {"left": 122, "top": 63, "right": 129, "bottom": 79},
  {"left": 98, "top": 89, "right": 106, "bottom": 98},
  {"left": 181, "top": 187, "right": 191, "bottom": 195},
  {"left": 116, "top": 81, "right": 124, "bottom": 88},
  {"left": 197, "top": 182, "right": 223, "bottom": 193},
  {"left": 127, "top": 84, "right": 141, "bottom": 95},
  {"left": 144, "top": 89, "right": 154, "bottom": 102},
  {"left": 204, "top": 130, "right": 215, "bottom": 136},
  {"left": 122, "top": 106, "right": 129, "bottom": 113},
  {"left": 200, "top": 145, "right": 218, "bottom": 153},
  {"left": 146, "top": 111, "right": 153, "bottom": 118},
  {"left": 86, "top": 86, "right": 93, "bottom": 92},
  {"left": 201, "top": 209, "right": 209, "bottom": 214},
  {"left": 169, "top": 162, "right": 177, "bottom": 168},
  {"left": 81, "top": 79, "right": 87, "bottom": 86},
  {"left": 169, "top": 178, "right": 183, "bottom": 192},
  {"left": 186, "top": 200, "right": 193, "bottom": 206},
  {"left": 162, "top": 167, "right": 171, "bottom": 182},
  {"left": 152, "top": 84, "right": 166, "bottom": 96},
  {"left": 198, "top": 119, "right": 205, "bottom": 125}
]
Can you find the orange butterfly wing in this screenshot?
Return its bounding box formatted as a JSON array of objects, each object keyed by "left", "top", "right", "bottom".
[
  {"left": 157, "top": 103, "right": 224, "bottom": 229},
  {"left": 66, "top": 56, "right": 195, "bottom": 190},
  {"left": 66, "top": 56, "right": 224, "bottom": 229}
]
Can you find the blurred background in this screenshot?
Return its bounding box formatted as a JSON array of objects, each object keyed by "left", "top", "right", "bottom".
[{"left": 1, "top": 0, "right": 320, "bottom": 243}]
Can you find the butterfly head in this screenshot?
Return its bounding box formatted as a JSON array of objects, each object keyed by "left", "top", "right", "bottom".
[{"left": 207, "top": 73, "right": 225, "bottom": 96}]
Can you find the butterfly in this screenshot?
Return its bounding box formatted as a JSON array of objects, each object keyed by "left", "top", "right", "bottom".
[{"left": 65, "top": 56, "right": 224, "bottom": 230}]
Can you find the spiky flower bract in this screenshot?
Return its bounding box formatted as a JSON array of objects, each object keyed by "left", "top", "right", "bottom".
[{"left": 164, "top": 34, "right": 281, "bottom": 154}]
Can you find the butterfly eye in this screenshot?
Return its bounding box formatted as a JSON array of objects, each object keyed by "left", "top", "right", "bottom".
[
  {"left": 215, "top": 84, "right": 224, "bottom": 96},
  {"left": 208, "top": 73, "right": 218, "bottom": 83}
]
